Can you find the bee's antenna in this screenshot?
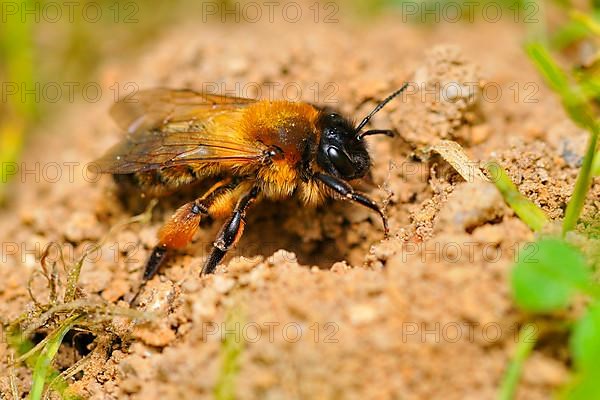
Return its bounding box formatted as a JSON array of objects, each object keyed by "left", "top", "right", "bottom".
[{"left": 355, "top": 82, "right": 409, "bottom": 139}]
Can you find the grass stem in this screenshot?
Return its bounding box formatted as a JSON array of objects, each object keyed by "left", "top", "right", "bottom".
[{"left": 498, "top": 324, "right": 538, "bottom": 400}]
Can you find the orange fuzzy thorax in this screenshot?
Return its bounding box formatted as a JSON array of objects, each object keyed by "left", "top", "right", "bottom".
[{"left": 241, "top": 101, "right": 321, "bottom": 199}]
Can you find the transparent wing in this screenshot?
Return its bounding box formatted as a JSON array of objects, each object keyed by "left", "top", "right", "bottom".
[
  {"left": 110, "top": 88, "right": 257, "bottom": 134},
  {"left": 93, "top": 88, "right": 264, "bottom": 174}
]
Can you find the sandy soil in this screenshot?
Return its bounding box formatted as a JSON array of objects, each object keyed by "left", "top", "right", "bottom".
[{"left": 1, "top": 9, "right": 599, "bottom": 400}]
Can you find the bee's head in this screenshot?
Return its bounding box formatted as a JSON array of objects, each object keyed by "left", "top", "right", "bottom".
[
  {"left": 315, "top": 82, "right": 409, "bottom": 180},
  {"left": 316, "top": 111, "right": 371, "bottom": 180}
]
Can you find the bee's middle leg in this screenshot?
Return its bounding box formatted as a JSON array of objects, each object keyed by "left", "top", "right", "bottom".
[{"left": 201, "top": 185, "right": 260, "bottom": 275}]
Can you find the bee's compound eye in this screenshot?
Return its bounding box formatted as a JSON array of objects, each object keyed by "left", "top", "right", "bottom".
[{"left": 327, "top": 146, "right": 355, "bottom": 177}]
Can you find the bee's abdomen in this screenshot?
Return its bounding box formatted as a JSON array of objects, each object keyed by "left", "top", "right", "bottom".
[{"left": 113, "top": 164, "right": 218, "bottom": 195}]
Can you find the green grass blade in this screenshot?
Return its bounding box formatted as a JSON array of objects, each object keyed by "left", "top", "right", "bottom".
[
  {"left": 569, "top": 10, "right": 600, "bottom": 36},
  {"left": 525, "top": 42, "right": 570, "bottom": 93},
  {"left": 579, "top": 75, "right": 600, "bottom": 101},
  {"left": 551, "top": 18, "right": 592, "bottom": 49},
  {"left": 525, "top": 42, "right": 596, "bottom": 129},
  {"left": 525, "top": 42, "right": 600, "bottom": 235},
  {"left": 29, "top": 315, "right": 81, "bottom": 400},
  {"left": 498, "top": 324, "right": 538, "bottom": 400},
  {"left": 8, "top": 326, "right": 81, "bottom": 400},
  {"left": 593, "top": 152, "right": 600, "bottom": 177},
  {"left": 486, "top": 161, "right": 549, "bottom": 231},
  {"left": 563, "top": 125, "right": 599, "bottom": 234}
]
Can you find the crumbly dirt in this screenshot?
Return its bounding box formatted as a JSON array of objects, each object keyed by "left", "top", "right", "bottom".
[{"left": 1, "top": 10, "right": 599, "bottom": 400}]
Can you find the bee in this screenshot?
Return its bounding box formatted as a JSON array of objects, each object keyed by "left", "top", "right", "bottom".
[{"left": 92, "top": 83, "right": 408, "bottom": 283}]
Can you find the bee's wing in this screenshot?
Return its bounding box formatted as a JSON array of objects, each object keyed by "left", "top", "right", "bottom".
[
  {"left": 91, "top": 128, "right": 265, "bottom": 174},
  {"left": 110, "top": 88, "right": 257, "bottom": 134},
  {"left": 93, "top": 88, "right": 265, "bottom": 174}
]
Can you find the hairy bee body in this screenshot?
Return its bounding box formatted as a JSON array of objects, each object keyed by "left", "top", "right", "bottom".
[
  {"left": 92, "top": 85, "right": 406, "bottom": 285},
  {"left": 107, "top": 100, "right": 326, "bottom": 207}
]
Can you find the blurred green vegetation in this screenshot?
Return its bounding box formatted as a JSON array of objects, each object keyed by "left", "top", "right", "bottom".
[
  {"left": 0, "top": 0, "right": 233, "bottom": 203},
  {"left": 525, "top": 41, "right": 598, "bottom": 235},
  {"left": 488, "top": 1, "right": 600, "bottom": 399},
  {"left": 0, "top": 0, "right": 35, "bottom": 203},
  {"left": 214, "top": 308, "right": 245, "bottom": 400}
]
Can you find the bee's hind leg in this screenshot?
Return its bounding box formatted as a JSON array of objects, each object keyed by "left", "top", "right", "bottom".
[
  {"left": 201, "top": 186, "right": 260, "bottom": 275},
  {"left": 142, "top": 245, "right": 169, "bottom": 281},
  {"left": 130, "top": 178, "right": 236, "bottom": 306}
]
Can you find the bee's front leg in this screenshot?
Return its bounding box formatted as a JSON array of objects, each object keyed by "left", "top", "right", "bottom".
[
  {"left": 314, "top": 172, "right": 389, "bottom": 237},
  {"left": 201, "top": 186, "right": 260, "bottom": 275}
]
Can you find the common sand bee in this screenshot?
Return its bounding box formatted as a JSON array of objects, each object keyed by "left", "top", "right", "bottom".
[{"left": 92, "top": 84, "right": 408, "bottom": 282}]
